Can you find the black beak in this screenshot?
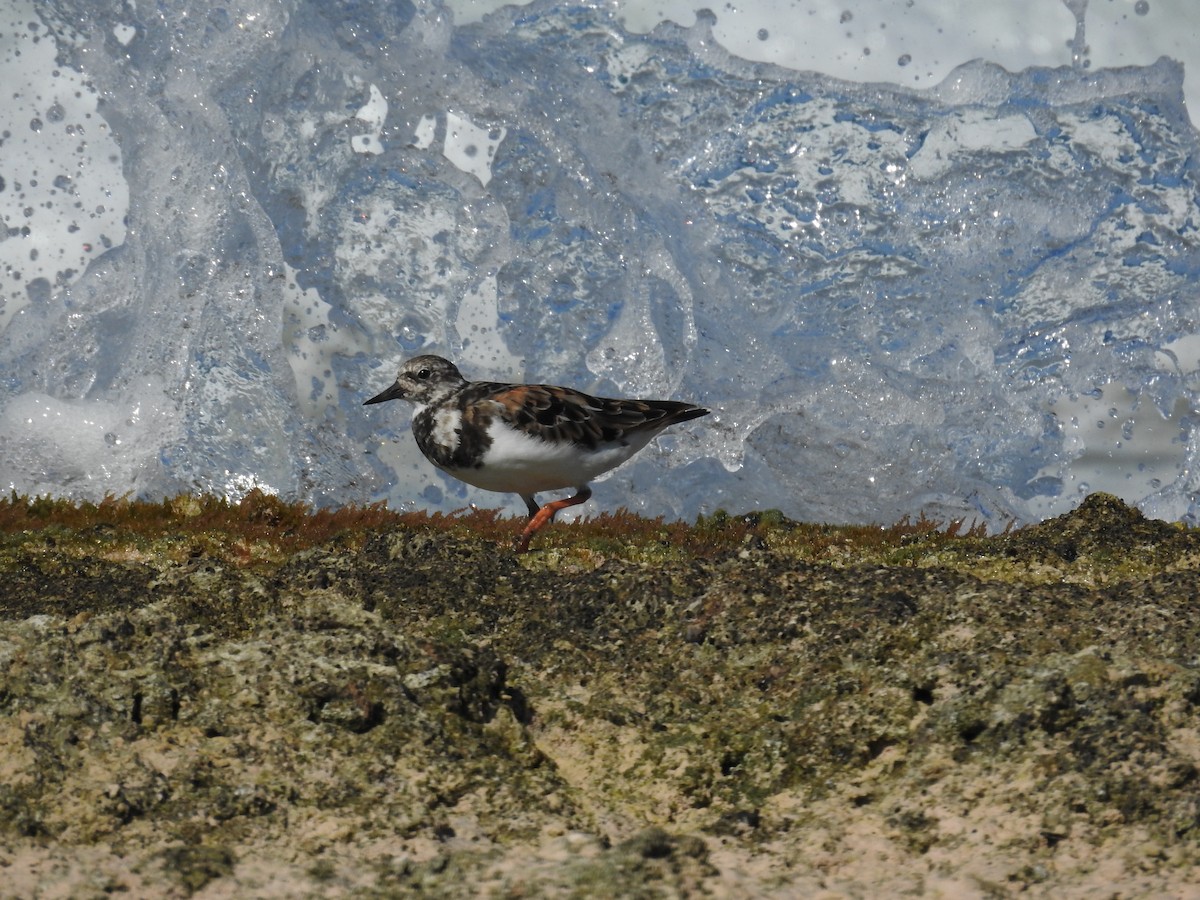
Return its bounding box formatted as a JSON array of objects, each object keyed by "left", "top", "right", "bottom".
[{"left": 364, "top": 382, "right": 406, "bottom": 406}]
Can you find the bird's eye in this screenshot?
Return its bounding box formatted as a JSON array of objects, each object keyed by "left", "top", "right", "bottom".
[{"left": 416, "top": 368, "right": 431, "bottom": 380}]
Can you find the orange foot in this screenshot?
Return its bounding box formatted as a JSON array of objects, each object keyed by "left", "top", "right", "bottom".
[{"left": 514, "top": 486, "right": 593, "bottom": 553}]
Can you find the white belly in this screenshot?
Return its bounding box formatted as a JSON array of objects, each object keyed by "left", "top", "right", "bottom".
[{"left": 445, "top": 422, "right": 649, "bottom": 494}]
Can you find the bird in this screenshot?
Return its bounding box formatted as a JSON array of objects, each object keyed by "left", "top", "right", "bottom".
[{"left": 364, "top": 354, "right": 709, "bottom": 552}]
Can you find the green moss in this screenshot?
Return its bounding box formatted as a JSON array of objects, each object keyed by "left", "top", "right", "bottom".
[
  {"left": 157, "top": 845, "right": 237, "bottom": 894},
  {"left": 1, "top": 491, "right": 1199, "bottom": 895}
]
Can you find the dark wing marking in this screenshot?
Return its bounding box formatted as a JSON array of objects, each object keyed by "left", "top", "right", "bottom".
[{"left": 480, "top": 383, "right": 708, "bottom": 449}]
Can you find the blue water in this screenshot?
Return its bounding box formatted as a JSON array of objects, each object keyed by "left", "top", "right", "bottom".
[{"left": 2, "top": 0, "right": 1199, "bottom": 527}]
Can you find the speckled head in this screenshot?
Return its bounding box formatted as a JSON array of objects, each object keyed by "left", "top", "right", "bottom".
[{"left": 363, "top": 355, "right": 468, "bottom": 409}]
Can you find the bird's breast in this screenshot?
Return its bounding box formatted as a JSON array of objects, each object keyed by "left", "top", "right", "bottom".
[{"left": 412, "top": 405, "right": 467, "bottom": 468}]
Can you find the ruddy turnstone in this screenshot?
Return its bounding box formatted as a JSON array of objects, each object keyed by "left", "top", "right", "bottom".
[{"left": 364, "top": 355, "right": 709, "bottom": 552}]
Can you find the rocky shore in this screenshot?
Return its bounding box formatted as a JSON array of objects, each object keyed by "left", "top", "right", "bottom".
[{"left": 1, "top": 492, "right": 1198, "bottom": 897}]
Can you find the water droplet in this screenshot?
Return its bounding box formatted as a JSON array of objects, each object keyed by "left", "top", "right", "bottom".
[
  {"left": 1134, "top": 0, "right": 1149, "bottom": 15},
  {"left": 756, "top": 28, "right": 769, "bottom": 41},
  {"left": 29, "top": 117, "right": 43, "bottom": 132},
  {"left": 840, "top": 10, "right": 853, "bottom": 23},
  {"left": 46, "top": 101, "right": 64, "bottom": 123},
  {"left": 897, "top": 53, "right": 911, "bottom": 67}
]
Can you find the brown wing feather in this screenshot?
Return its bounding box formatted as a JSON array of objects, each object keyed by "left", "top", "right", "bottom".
[{"left": 481, "top": 383, "right": 708, "bottom": 449}]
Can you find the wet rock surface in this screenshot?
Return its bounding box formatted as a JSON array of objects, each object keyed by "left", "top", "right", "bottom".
[{"left": 1, "top": 492, "right": 1198, "bottom": 896}]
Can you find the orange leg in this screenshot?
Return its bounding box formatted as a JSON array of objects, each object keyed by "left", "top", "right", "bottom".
[{"left": 514, "top": 486, "right": 592, "bottom": 553}]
